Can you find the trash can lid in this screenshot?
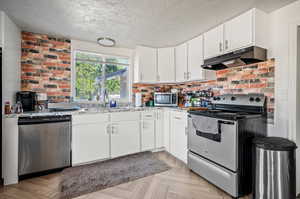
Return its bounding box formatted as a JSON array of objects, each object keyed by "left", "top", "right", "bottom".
[{"left": 253, "top": 137, "right": 297, "bottom": 151}]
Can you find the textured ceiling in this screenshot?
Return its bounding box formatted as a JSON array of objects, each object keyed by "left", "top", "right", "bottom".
[{"left": 0, "top": 0, "right": 296, "bottom": 48}]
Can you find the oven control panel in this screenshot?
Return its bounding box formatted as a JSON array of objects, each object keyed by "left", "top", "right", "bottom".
[{"left": 212, "top": 94, "right": 266, "bottom": 107}]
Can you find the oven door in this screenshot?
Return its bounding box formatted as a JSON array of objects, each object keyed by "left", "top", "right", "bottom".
[{"left": 188, "top": 114, "right": 237, "bottom": 171}]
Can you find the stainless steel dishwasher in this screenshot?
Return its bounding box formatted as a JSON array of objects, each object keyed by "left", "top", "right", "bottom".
[{"left": 18, "top": 115, "right": 71, "bottom": 176}]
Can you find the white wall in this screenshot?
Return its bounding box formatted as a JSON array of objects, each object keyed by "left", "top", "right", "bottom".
[
  {"left": 297, "top": 26, "right": 300, "bottom": 196},
  {"left": 1, "top": 11, "right": 21, "bottom": 107},
  {"left": 268, "top": 0, "right": 300, "bottom": 194}
]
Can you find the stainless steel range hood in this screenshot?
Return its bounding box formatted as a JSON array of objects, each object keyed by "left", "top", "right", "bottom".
[{"left": 202, "top": 46, "right": 267, "bottom": 70}]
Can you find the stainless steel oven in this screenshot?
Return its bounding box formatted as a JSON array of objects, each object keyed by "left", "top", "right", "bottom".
[
  {"left": 187, "top": 94, "right": 267, "bottom": 198},
  {"left": 154, "top": 93, "right": 178, "bottom": 107}
]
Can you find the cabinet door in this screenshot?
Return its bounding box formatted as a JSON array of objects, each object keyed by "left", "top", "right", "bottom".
[
  {"left": 188, "top": 35, "right": 204, "bottom": 80},
  {"left": 204, "top": 25, "right": 224, "bottom": 59},
  {"left": 170, "top": 112, "right": 188, "bottom": 163},
  {"left": 224, "top": 9, "right": 253, "bottom": 52},
  {"left": 111, "top": 121, "right": 140, "bottom": 158},
  {"left": 141, "top": 120, "right": 155, "bottom": 151},
  {"left": 72, "top": 123, "right": 110, "bottom": 165},
  {"left": 175, "top": 43, "right": 188, "bottom": 82},
  {"left": 163, "top": 110, "right": 171, "bottom": 152},
  {"left": 136, "top": 46, "right": 157, "bottom": 83},
  {"left": 155, "top": 110, "right": 164, "bottom": 149},
  {"left": 157, "top": 47, "right": 175, "bottom": 82}
]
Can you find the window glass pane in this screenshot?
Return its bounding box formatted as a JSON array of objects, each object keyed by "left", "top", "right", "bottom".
[
  {"left": 105, "top": 64, "right": 128, "bottom": 100},
  {"left": 105, "top": 57, "right": 129, "bottom": 65},
  {"left": 75, "top": 51, "right": 129, "bottom": 102},
  {"left": 75, "top": 52, "right": 103, "bottom": 101}
]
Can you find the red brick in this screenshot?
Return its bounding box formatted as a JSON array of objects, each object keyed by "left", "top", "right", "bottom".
[{"left": 21, "top": 32, "right": 71, "bottom": 102}]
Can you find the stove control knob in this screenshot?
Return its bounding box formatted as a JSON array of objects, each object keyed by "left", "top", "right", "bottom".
[
  {"left": 231, "top": 96, "right": 236, "bottom": 101},
  {"left": 249, "top": 97, "right": 254, "bottom": 102},
  {"left": 255, "top": 97, "right": 261, "bottom": 102}
]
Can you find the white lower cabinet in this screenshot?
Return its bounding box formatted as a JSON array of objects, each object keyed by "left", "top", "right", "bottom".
[
  {"left": 155, "top": 110, "right": 164, "bottom": 149},
  {"left": 72, "top": 122, "right": 110, "bottom": 165},
  {"left": 71, "top": 110, "right": 188, "bottom": 165},
  {"left": 170, "top": 111, "right": 188, "bottom": 163},
  {"left": 163, "top": 110, "right": 171, "bottom": 152},
  {"left": 110, "top": 121, "right": 141, "bottom": 158},
  {"left": 141, "top": 120, "right": 155, "bottom": 151}
]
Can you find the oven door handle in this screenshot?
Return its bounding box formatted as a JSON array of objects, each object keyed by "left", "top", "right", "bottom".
[{"left": 195, "top": 120, "right": 234, "bottom": 142}]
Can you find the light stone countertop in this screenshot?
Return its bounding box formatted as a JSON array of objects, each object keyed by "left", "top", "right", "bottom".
[{"left": 3, "top": 106, "right": 188, "bottom": 118}]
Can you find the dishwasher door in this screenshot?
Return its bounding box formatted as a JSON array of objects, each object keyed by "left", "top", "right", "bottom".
[{"left": 19, "top": 121, "right": 71, "bottom": 176}]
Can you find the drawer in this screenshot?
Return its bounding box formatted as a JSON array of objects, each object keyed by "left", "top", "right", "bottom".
[
  {"left": 72, "top": 113, "right": 110, "bottom": 125},
  {"left": 171, "top": 111, "right": 187, "bottom": 121},
  {"left": 142, "top": 111, "right": 156, "bottom": 120},
  {"left": 111, "top": 111, "right": 141, "bottom": 122},
  {"left": 188, "top": 152, "right": 238, "bottom": 197}
]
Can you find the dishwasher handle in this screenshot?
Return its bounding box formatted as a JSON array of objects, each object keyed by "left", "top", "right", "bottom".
[{"left": 18, "top": 115, "right": 71, "bottom": 125}]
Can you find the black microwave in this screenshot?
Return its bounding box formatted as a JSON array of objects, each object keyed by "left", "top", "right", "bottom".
[
  {"left": 16, "top": 91, "right": 37, "bottom": 112},
  {"left": 154, "top": 93, "right": 178, "bottom": 107}
]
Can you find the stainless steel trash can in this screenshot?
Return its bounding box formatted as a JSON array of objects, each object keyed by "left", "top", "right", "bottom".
[{"left": 253, "top": 137, "right": 297, "bottom": 199}]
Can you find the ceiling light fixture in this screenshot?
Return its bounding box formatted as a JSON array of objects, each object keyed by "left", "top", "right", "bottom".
[{"left": 97, "top": 37, "right": 116, "bottom": 47}]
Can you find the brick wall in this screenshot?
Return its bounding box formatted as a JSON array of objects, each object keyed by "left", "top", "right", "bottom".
[
  {"left": 21, "top": 31, "right": 71, "bottom": 102},
  {"left": 133, "top": 59, "right": 275, "bottom": 123}
]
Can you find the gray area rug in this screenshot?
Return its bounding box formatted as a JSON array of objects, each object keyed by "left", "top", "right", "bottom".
[{"left": 59, "top": 151, "right": 170, "bottom": 199}]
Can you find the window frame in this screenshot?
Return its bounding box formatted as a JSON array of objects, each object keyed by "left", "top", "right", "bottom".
[{"left": 72, "top": 49, "right": 132, "bottom": 104}]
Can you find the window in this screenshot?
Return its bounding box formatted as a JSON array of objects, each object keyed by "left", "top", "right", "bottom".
[{"left": 74, "top": 51, "right": 130, "bottom": 102}]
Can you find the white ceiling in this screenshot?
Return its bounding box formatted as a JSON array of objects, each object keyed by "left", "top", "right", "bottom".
[{"left": 0, "top": 0, "right": 296, "bottom": 48}]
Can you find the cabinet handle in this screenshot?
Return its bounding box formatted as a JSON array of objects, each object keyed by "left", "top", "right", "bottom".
[
  {"left": 225, "top": 40, "right": 229, "bottom": 50},
  {"left": 219, "top": 42, "right": 223, "bottom": 52},
  {"left": 107, "top": 124, "right": 111, "bottom": 134},
  {"left": 157, "top": 75, "right": 160, "bottom": 81},
  {"left": 174, "top": 116, "right": 182, "bottom": 120},
  {"left": 112, "top": 125, "right": 118, "bottom": 134},
  {"left": 140, "top": 73, "right": 143, "bottom": 81}
]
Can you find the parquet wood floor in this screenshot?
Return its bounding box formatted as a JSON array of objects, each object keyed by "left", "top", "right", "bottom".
[{"left": 0, "top": 152, "right": 250, "bottom": 199}]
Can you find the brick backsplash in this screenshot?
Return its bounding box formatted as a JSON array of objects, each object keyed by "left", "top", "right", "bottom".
[
  {"left": 21, "top": 31, "right": 71, "bottom": 102},
  {"left": 133, "top": 59, "right": 275, "bottom": 124}
]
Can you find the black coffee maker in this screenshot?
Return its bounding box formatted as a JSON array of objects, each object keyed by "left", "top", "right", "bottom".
[{"left": 16, "top": 91, "right": 37, "bottom": 112}]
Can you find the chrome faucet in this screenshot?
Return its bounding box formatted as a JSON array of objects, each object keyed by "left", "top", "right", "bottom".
[{"left": 103, "top": 88, "right": 109, "bottom": 107}]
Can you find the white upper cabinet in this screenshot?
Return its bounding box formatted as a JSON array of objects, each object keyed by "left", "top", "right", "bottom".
[
  {"left": 135, "top": 46, "right": 157, "bottom": 83},
  {"left": 224, "top": 10, "right": 253, "bottom": 52},
  {"left": 204, "top": 8, "right": 268, "bottom": 60},
  {"left": 188, "top": 35, "right": 205, "bottom": 81},
  {"left": 175, "top": 43, "right": 188, "bottom": 82},
  {"left": 0, "top": 12, "right": 3, "bottom": 46},
  {"left": 204, "top": 25, "right": 224, "bottom": 59},
  {"left": 157, "top": 47, "right": 175, "bottom": 82}
]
